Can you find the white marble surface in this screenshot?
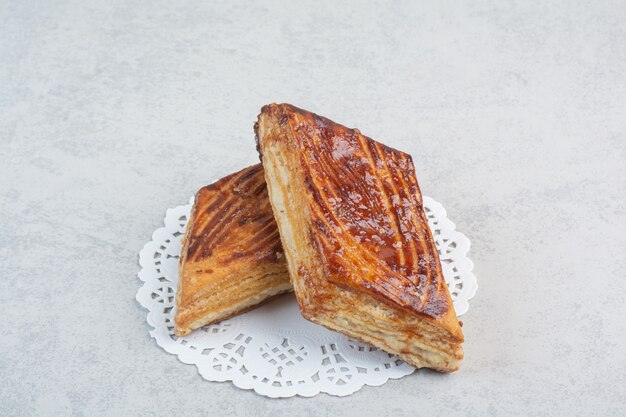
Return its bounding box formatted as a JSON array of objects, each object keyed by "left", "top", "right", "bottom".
[{"left": 1, "top": 0, "right": 625, "bottom": 416}]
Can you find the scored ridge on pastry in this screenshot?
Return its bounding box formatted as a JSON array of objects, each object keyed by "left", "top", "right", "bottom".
[
  {"left": 255, "top": 104, "right": 464, "bottom": 372},
  {"left": 174, "top": 164, "right": 291, "bottom": 336}
]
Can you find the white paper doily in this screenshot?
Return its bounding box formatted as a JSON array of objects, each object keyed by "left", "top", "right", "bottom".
[{"left": 136, "top": 195, "right": 477, "bottom": 398}]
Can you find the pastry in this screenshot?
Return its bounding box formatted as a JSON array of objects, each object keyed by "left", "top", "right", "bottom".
[
  {"left": 174, "top": 164, "right": 291, "bottom": 336},
  {"left": 255, "top": 104, "right": 464, "bottom": 371}
]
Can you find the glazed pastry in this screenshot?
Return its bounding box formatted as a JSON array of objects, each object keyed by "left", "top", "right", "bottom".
[
  {"left": 255, "top": 104, "right": 464, "bottom": 372},
  {"left": 174, "top": 164, "right": 291, "bottom": 336}
]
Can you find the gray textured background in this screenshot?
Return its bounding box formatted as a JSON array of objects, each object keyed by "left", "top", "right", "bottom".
[{"left": 1, "top": 0, "right": 625, "bottom": 416}]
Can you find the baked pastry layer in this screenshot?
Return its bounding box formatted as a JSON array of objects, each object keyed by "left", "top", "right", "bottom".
[
  {"left": 255, "top": 104, "right": 464, "bottom": 372},
  {"left": 174, "top": 164, "right": 291, "bottom": 336}
]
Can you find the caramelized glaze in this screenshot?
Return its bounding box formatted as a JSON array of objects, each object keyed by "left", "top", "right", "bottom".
[
  {"left": 256, "top": 104, "right": 453, "bottom": 322},
  {"left": 185, "top": 164, "right": 282, "bottom": 266}
]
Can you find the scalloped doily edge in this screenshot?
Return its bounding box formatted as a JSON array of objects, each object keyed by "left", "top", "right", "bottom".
[{"left": 136, "top": 195, "right": 476, "bottom": 397}]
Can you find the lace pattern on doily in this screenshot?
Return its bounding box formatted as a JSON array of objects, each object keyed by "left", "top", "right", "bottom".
[{"left": 136, "top": 196, "right": 477, "bottom": 397}]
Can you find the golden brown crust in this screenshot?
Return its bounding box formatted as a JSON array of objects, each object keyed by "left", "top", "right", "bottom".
[
  {"left": 174, "top": 164, "right": 291, "bottom": 336},
  {"left": 256, "top": 104, "right": 464, "bottom": 371},
  {"left": 184, "top": 164, "right": 282, "bottom": 268}
]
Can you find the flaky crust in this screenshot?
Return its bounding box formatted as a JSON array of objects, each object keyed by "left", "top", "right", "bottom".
[
  {"left": 174, "top": 164, "right": 291, "bottom": 336},
  {"left": 256, "top": 104, "right": 464, "bottom": 371}
]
